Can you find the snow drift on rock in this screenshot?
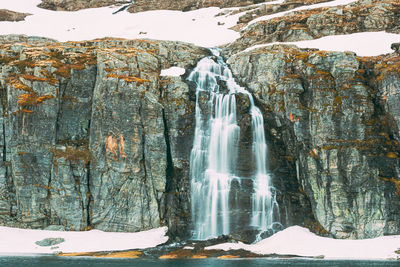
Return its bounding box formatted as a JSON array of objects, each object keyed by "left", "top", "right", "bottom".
[
  {"left": 242, "top": 32, "right": 400, "bottom": 57},
  {"left": 206, "top": 226, "right": 400, "bottom": 260}
]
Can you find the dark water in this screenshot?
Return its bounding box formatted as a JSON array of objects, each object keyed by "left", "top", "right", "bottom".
[{"left": 0, "top": 256, "right": 399, "bottom": 267}]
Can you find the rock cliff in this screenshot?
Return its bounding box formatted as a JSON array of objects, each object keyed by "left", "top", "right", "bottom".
[
  {"left": 0, "top": 37, "right": 208, "bottom": 239},
  {"left": 226, "top": 44, "right": 400, "bottom": 238},
  {"left": 1, "top": 0, "right": 400, "bottom": 242},
  {"left": 226, "top": 0, "right": 400, "bottom": 56}
]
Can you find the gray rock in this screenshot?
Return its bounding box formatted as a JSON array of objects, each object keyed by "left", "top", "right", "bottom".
[
  {"left": 44, "top": 225, "right": 66, "bottom": 231},
  {"left": 224, "top": 0, "right": 400, "bottom": 56},
  {"left": 227, "top": 44, "right": 400, "bottom": 238},
  {"left": 35, "top": 237, "right": 65, "bottom": 247},
  {"left": 0, "top": 36, "right": 208, "bottom": 239}
]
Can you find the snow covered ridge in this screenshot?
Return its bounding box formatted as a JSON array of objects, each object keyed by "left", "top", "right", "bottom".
[
  {"left": 0, "top": 0, "right": 241, "bottom": 47},
  {"left": 0, "top": 226, "right": 168, "bottom": 255},
  {"left": 241, "top": 32, "right": 400, "bottom": 57},
  {"left": 246, "top": 0, "right": 359, "bottom": 27},
  {"left": 207, "top": 226, "right": 400, "bottom": 260}
]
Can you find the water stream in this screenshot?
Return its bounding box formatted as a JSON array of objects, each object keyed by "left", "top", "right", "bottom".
[{"left": 188, "top": 49, "right": 280, "bottom": 240}]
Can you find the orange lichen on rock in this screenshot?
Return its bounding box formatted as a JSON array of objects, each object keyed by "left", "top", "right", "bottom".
[
  {"left": 290, "top": 112, "right": 300, "bottom": 122},
  {"left": 51, "top": 146, "right": 91, "bottom": 164},
  {"left": 93, "top": 251, "right": 143, "bottom": 258},
  {"left": 58, "top": 252, "right": 93, "bottom": 257},
  {"left": 7, "top": 77, "right": 32, "bottom": 91},
  {"left": 217, "top": 255, "right": 240, "bottom": 259},
  {"left": 21, "top": 74, "right": 58, "bottom": 86},
  {"left": 119, "top": 134, "right": 127, "bottom": 159},
  {"left": 105, "top": 135, "right": 118, "bottom": 159},
  {"left": 386, "top": 152, "right": 398, "bottom": 159},
  {"left": 192, "top": 254, "right": 208, "bottom": 259},
  {"left": 159, "top": 254, "right": 179, "bottom": 259},
  {"left": 106, "top": 74, "right": 150, "bottom": 84},
  {"left": 17, "top": 92, "right": 55, "bottom": 108}
]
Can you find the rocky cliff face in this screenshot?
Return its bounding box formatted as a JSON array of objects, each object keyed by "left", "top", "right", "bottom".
[
  {"left": 226, "top": 44, "right": 400, "bottom": 238},
  {"left": 0, "top": 36, "right": 208, "bottom": 239},
  {"left": 37, "top": 0, "right": 266, "bottom": 12},
  {"left": 1, "top": 0, "right": 400, "bottom": 243},
  {"left": 226, "top": 0, "right": 400, "bottom": 56},
  {"left": 1, "top": 34, "right": 400, "bottom": 240}
]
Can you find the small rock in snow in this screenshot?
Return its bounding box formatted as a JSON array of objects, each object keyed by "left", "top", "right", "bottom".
[{"left": 35, "top": 237, "right": 65, "bottom": 247}]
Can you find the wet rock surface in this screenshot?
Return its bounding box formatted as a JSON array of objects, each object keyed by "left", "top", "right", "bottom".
[
  {"left": 1, "top": 0, "right": 400, "bottom": 243},
  {"left": 226, "top": 44, "right": 400, "bottom": 238},
  {"left": 0, "top": 36, "right": 208, "bottom": 238}
]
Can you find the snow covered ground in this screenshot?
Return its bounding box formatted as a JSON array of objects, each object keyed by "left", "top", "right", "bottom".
[
  {"left": 1, "top": 224, "right": 399, "bottom": 260},
  {"left": 247, "top": 0, "right": 359, "bottom": 27},
  {"left": 0, "top": 226, "right": 168, "bottom": 255},
  {"left": 206, "top": 226, "right": 400, "bottom": 260},
  {"left": 0, "top": 0, "right": 241, "bottom": 47},
  {"left": 0, "top": 0, "right": 399, "bottom": 57},
  {"left": 242, "top": 31, "right": 400, "bottom": 57}
]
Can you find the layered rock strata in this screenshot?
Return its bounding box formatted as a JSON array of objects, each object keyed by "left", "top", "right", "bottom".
[
  {"left": 0, "top": 37, "right": 208, "bottom": 239},
  {"left": 227, "top": 44, "right": 400, "bottom": 238},
  {"left": 1, "top": 32, "right": 400, "bottom": 240}
]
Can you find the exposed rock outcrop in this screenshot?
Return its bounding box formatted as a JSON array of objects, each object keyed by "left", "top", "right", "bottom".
[
  {"left": 1, "top": 9, "right": 400, "bottom": 241},
  {"left": 38, "top": 0, "right": 125, "bottom": 11},
  {"left": 0, "top": 9, "right": 31, "bottom": 22},
  {"left": 226, "top": 0, "right": 400, "bottom": 56},
  {"left": 0, "top": 37, "right": 208, "bottom": 239},
  {"left": 38, "top": 0, "right": 267, "bottom": 12},
  {"left": 226, "top": 44, "right": 400, "bottom": 238}
]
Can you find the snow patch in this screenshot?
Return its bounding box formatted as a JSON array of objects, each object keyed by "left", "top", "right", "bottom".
[
  {"left": 0, "top": 0, "right": 242, "bottom": 47},
  {"left": 160, "top": 67, "right": 185, "bottom": 77},
  {"left": 246, "top": 0, "right": 358, "bottom": 28},
  {"left": 0, "top": 226, "right": 168, "bottom": 255},
  {"left": 206, "top": 226, "right": 400, "bottom": 260},
  {"left": 241, "top": 32, "right": 400, "bottom": 57}
]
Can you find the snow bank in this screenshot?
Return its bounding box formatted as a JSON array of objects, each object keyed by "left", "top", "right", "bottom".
[
  {"left": 0, "top": 226, "right": 168, "bottom": 255},
  {"left": 0, "top": 0, "right": 241, "bottom": 47},
  {"left": 247, "top": 0, "right": 358, "bottom": 27},
  {"left": 242, "top": 32, "right": 400, "bottom": 57},
  {"left": 206, "top": 226, "right": 400, "bottom": 260},
  {"left": 160, "top": 67, "right": 185, "bottom": 77}
]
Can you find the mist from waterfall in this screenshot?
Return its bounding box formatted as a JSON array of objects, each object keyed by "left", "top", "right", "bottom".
[{"left": 188, "top": 49, "right": 279, "bottom": 240}]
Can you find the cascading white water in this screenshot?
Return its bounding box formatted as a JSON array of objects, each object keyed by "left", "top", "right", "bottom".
[{"left": 188, "top": 49, "right": 279, "bottom": 240}]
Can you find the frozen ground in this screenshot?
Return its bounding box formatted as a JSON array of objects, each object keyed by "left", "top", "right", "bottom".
[
  {"left": 0, "top": 0, "right": 399, "bottom": 56},
  {"left": 0, "top": 0, "right": 241, "bottom": 47},
  {"left": 242, "top": 31, "right": 400, "bottom": 57},
  {"left": 247, "top": 0, "right": 359, "bottom": 27},
  {"left": 206, "top": 226, "right": 400, "bottom": 260},
  {"left": 0, "top": 226, "right": 168, "bottom": 255}
]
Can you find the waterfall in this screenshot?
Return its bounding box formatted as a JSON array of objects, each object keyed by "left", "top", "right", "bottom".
[{"left": 188, "top": 49, "right": 280, "bottom": 240}]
